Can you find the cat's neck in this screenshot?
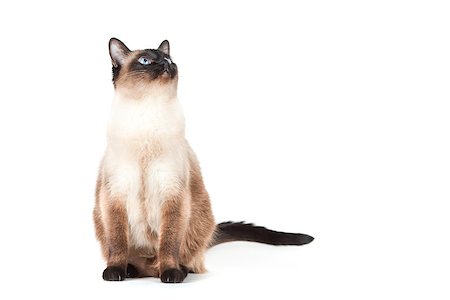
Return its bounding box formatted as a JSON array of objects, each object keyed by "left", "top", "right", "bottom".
[
  {"left": 108, "top": 87, "right": 185, "bottom": 144},
  {"left": 115, "top": 84, "right": 177, "bottom": 101},
  {"left": 115, "top": 79, "right": 178, "bottom": 100}
]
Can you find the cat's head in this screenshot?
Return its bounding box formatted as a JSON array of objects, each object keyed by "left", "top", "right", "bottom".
[{"left": 109, "top": 38, "right": 178, "bottom": 95}]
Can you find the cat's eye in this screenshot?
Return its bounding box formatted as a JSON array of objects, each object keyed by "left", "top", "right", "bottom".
[{"left": 138, "top": 57, "right": 152, "bottom": 65}]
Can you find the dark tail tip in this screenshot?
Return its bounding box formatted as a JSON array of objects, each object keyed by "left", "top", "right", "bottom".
[
  {"left": 298, "top": 234, "right": 314, "bottom": 245},
  {"left": 211, "top": 221, "right": 314, "bottom": 247}
]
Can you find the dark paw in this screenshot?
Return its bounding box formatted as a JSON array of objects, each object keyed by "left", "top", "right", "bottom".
[
  {"left": 160, "top": 268, "right": 188, "bottom": 283},
  {"left": 180, "top": 265, "right": 191, "bottom": 275},
  {"left": 126, "top": 264, "right": 139, "bottom": 278},
  {"left": 102, "top": 266, "right": 126, "bottom": 281}
]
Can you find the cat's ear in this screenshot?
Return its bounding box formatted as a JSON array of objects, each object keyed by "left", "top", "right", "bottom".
[
  {"left": 109, "top": 38, "right": 131, "bottom": 67},
  {"left": 158, "top": 40, "right": 170, "bottom": 55}
]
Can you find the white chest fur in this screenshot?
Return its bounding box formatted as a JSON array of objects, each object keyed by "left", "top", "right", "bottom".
[{"left": 103, "top": 92, "right": 188, "bottom": 248}]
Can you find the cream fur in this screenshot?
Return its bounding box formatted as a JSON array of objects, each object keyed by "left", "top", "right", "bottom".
[{"left": 101, "top": 87, "right": 189, "bottom": 248}]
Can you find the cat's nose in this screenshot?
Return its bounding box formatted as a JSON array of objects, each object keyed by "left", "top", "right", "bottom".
[
  {"left": 163, "top": 64, "right": 170, "bottom": 73},
  {"left": 162, "top": 63, "right": 172, "bottom": 77},
  {"left": 163, "top": 57, "right": 172, "bottom": 72},
  {"left": 163, "top": 61, "right": 172, "bottom": 74}
]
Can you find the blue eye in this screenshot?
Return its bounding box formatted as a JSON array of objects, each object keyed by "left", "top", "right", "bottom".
[{"left": 138, "top": 57, "right": 152, "bottom": 65}]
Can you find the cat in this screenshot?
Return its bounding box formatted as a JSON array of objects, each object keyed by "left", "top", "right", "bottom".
[{"left": 93, "top": 38, "right": 314, "bottom": 283}]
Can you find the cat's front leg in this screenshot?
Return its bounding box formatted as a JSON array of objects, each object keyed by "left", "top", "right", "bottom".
[
  {"left": 102, "top": 199, "right": 129, "bottom": 281},
  {"left": 158, "top": 193, "right": 189, "bottom": 283}
]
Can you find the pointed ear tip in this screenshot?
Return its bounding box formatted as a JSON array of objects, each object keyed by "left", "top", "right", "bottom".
[
  {"left": 109, "top": 38, "right": 117, "bottom": 48},
  {"left": 110, "top": 37, "right": 121, "bottom": 44}
]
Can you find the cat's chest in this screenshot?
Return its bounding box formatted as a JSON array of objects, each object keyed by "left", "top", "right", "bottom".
[
  {"left": 104, "top": 96, "right": 187, "bottom": 244},
  {"left": 105, "top": 99, "right": 187, "bottom": 197}
]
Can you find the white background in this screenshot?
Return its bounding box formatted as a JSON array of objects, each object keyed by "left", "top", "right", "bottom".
[{"left": 0, "top": 0, "right": 449, "bottom": 299}]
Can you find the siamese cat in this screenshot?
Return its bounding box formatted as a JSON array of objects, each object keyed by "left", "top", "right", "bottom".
[{"left": 93, "top": 38, "right": 314, "bottom": 283}]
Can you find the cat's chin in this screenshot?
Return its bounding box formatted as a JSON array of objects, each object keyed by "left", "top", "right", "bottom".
[{"left": 161, "top": 71, "right": 175, "bottom": 80}]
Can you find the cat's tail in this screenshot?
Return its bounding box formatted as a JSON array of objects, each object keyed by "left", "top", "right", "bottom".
[{"left": 210, "top": 221, "right": 314, "bottom": 247}]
